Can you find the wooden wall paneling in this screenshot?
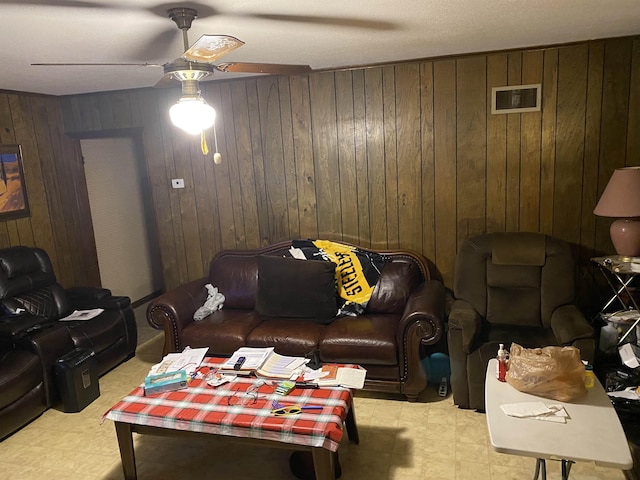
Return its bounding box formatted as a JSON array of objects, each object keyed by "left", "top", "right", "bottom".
[
  {"left": 219, "top": 82, "right": 247, "bottom": 248},
  {"left": 433, "top": 59, "right": 457, "bottom": 286},
  {"left": 554, "top": 45, "right": 589, "bottom": 243},
  {"left": 628, "top": 39, "right": 640, "bottom": 164},
  {"left": 210, "top": 82, "right": 236, "bottom": 250},
  {"left": 334, "top": 70, "right": 359, "bottom": 244},
  {"left": 539, "top": 49, "right": 559, "bottom": 235},
  {"left": 30, "top": 96, "right": 66, "bottom": 274},
  {"left": 0, "top": 93, "right": 17, "bottom": 248},
  {"left": 200, "top": 85, "right": 236, "bottom": 254},
  {"left": 241, "top": 79, "right": 268, "bottom": 248},
  {"left": 60, "top": 96, "right": 80, "bottom": 133},
  {"left": 505, "top": 53, "right": 522, "bottom": 232},
  {"left": 455, "top": 56, "right": 487, "bottom": 245},
  {"left": 595, "top": 39, "right": 633, "bottom": 255},
  {"left": 486, "top": 54, "right": 508, "bottom": 232},
  {"left": 382, "top": 66, "right": 399, "bottom": 248},
  {"left": 581, "top": 42, "right": 604, "bottom": 261},
  {"left": 108, "top": 91, "right": 134, "bottom": 128},
  {"left": 8, "top": 94, "right": 39, "bottom": 247},
  {"left": 309, "top": 72, "right": 341, "bottom": 239},
  {"left": 229, "top": 81, "right": 260, "bottom": 248},
  {"left": 519, "top": 51, "right": 543, "bottom": 232},
  {"left": 156, "top": 89, "right": 187, "bottom": 288},
  {"left": 255, "top": 77, "right": 288, "bottom": 242},
  {"left": 351, "top": 69, "right": 371, "bottom": 247},
  {"left": 242, "top": 80, "right": 271, "bottom": 246},
  {"left": 288, "top": 75, "right": 318, "bottom": 239},
  {"left": 419, "top": 62, "right": 436, "bottom": 260},
  {"left": 130, "top": 88, "right": 176, "bottom": 289},
  {"left": 394, "top": 63, "right": 423, "bottom": 253},
  {"left": 276, "top": 77, "right": 301, "bottom": 243},
  {"left": 65, "top": 139, "right": 101, "bottom": 285},
  {"left": 364, "top": 67, "right": 387, "bottom": 247},
  {"left": 77, "top": 94, "right": 102, "bottom": 132},
  {"left": 44, "top": 96, "right": 96, "bottom": 285},
  {"left": 172, "top": 121, "right": 204, "bottom": 281},
  {"left": 96, "top": 92, "right": 116, "bottom": 130}
]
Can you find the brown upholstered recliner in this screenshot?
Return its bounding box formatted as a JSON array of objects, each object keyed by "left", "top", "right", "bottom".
[{"left": 447, "top": 232, "right": 595, "bottom": 411}]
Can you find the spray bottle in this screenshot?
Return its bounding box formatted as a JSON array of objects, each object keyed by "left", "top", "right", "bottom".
[{"left": 497, "top": 343, "right": 508, "bottom": 382}]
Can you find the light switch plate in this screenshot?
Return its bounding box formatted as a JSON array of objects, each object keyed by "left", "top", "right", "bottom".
[{"left": 171, "top": 178, "right": 184, "bottom": 189}]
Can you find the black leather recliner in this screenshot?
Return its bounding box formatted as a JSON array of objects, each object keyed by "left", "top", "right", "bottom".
[{"left": 0, "top": 246, "right": 137, "bottom": 439}]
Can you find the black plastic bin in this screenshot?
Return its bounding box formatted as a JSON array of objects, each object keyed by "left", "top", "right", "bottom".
[{"left": 55, "top": 348, "right": 100, "bottom": 412}]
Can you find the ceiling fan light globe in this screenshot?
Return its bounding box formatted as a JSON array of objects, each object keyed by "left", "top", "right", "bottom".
[{"left": 169, "top": 97, "right": 216, "bottom": 135}]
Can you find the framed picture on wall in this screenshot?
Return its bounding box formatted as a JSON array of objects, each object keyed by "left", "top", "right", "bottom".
[
  {"left": 491, "top": 84, "right": 541, "bottom": 114},
  {"left": 0, "top": 145, "right": 30, "bottom": 220}
]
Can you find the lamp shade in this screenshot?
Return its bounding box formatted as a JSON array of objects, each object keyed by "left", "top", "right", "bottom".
[
  {"left": 594, "top": 166, "right": 640, "bottom": 257},
  {"left": 169, "top": 97, "right": 216, "bottom": 135},
  {"left": 593, "top": 166, "right": 640, "bottom": 217}
]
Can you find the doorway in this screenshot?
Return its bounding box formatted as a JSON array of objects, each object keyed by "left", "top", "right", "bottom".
[{"left": 80, "top": 136, "right": 162, "bottom": 304}]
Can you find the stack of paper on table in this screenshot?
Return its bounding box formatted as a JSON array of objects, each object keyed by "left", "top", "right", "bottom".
[
  {"left": 148, "top": 346, "right": 209, "bottom": 377},
  {"left": 219, "top": 347, "right": 307, "bottom": 379},
  {"left": 305, "top": 364, "right": 367, "bottom": 389}
]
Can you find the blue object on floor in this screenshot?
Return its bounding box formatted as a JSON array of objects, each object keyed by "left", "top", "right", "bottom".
[{"left": 421, "top": 352, "right": 451, "bottom": 384}]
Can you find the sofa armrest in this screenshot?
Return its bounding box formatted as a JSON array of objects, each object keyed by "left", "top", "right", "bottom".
[
  {"left": 550, "top": 304, "right": 594, "bottom": 345},
  {"left": 448, "top": 299, "right": 483, "bottom": 354},
  {"left": 397, "top": 279, "right": 445, "bottom": 347},
  {"left": 146, "top": 278, "right": 208, "bottom": 353},
  {"left": 65, "top": 286, "right": 130, "bottom": 310}
]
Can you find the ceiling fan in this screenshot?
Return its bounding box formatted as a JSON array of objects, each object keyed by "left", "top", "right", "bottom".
[{"left": 32, "top": 6, "right": 313, "bottom": 88}]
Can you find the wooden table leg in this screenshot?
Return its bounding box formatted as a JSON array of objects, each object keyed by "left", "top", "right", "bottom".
[
  {"left": 311, "top": 447, "right": 335, "bottom": 480},
  {"left": 114, "top": 421, "right": 137, "bottom": 480},
  {"left": 345, "top": 405, "right": 359, "bottom": 444}
]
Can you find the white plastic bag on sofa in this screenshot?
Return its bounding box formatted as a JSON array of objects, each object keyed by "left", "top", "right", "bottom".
[{"left": 193, "top": 284, "right": 225, "bottom": 321}]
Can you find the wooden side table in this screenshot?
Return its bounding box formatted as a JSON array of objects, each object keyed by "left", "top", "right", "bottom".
[{"left": 592, "top": 256, "right": 640, "bottom": 345}]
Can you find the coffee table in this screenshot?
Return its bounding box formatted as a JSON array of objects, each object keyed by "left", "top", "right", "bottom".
[
  {"left": 485, "top": 358, "right": 632, "bottom": 479},
  {"left": 103, "top": 358, "right": 359, "bottom": 480}
]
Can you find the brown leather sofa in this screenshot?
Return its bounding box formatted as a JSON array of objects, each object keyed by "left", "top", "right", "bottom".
[
  {"left": 148, "top": 240, "right": 446, "bottom": 401},
  {"left": 0, "top": 246, "right": 137, "bottom": 439},
  {"left": 448, "top": 232, "right": 595, "bottom": 411}
]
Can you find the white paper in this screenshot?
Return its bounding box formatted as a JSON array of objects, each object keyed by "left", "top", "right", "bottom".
[
  {"left": 608, "top": 387, "right": 640, "bottom": 400},
  {"left": 150, "top": 346, "right": 209, "bottom": 376},
  {"left": 59, "top": 308, "right": 104, "bottom": 321},
  {"left": 619, "top": 343, "right": 640, "bottom": 369},
  {"left": 221, "top": 347, "right": 274, "bottom": 371},
  {"left": 336, "top": 367, "right": 367, "bottom": 389},
  {"left": 500, "top": 402, "right": 569, "bottom": 423}
]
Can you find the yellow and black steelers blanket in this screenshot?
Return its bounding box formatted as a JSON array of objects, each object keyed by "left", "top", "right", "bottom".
[{"left": 288, "top": 239, "right": 387, "bottom": 316}]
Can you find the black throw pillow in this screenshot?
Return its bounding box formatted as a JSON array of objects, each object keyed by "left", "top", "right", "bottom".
[{"left": 255, "top": 255, "right": 338, "bottom": 324}]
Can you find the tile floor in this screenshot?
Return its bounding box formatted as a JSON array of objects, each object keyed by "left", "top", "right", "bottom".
[{"left": 0, "top": 331, "right": 629, "bottom": 479}]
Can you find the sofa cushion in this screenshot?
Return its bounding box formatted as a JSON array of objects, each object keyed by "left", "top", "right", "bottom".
[
  {"left": 246, "top": 318, "right": 325, "bottom": 357},
  {"left": 255, "top": 256, "right": 338, "bottom": 323},
  {"left": 319, "top": 313, "right": 399, "bottom": 365}
]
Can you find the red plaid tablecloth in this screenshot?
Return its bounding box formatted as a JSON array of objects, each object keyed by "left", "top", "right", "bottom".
[{"left": 103, "top": 358, "right": 352, "bottom": 452}]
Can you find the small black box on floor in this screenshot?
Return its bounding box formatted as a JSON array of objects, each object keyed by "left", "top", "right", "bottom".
[{"left": 55, "top": 348, "right": 100, "bottom": 412}]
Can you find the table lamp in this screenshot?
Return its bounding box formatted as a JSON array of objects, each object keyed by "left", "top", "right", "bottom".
[{"left": 594, "top": 166, "right": 640, "bottom": 257}]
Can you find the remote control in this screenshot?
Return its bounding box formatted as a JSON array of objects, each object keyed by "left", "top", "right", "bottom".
[{"left": 233, "top": 356, "right": 246, "bottom": 370}]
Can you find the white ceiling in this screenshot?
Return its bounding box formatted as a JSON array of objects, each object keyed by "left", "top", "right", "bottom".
[{"left": 1, "top": 0, "right": 639, "bottom": 96}]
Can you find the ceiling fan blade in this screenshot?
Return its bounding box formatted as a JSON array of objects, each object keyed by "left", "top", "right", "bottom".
[
  {"left": 247, "top": 13, "right": 397, "bottom": 31},
  {"left": 182, "top": 35, "right": 245, "bottom": 64},
  {"left": 0, "top": 0, "right": 110, "bottom": 7},
  {"left": 214, "top": 63, "right": 312, "bottom": 75},
  {"left": 31, "top": 62, "right": 164, "bottom": 67}
]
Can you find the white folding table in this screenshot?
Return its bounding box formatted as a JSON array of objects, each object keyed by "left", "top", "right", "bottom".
[{"left": 485, "top": 358, "right": 633, "bottom": 479}]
